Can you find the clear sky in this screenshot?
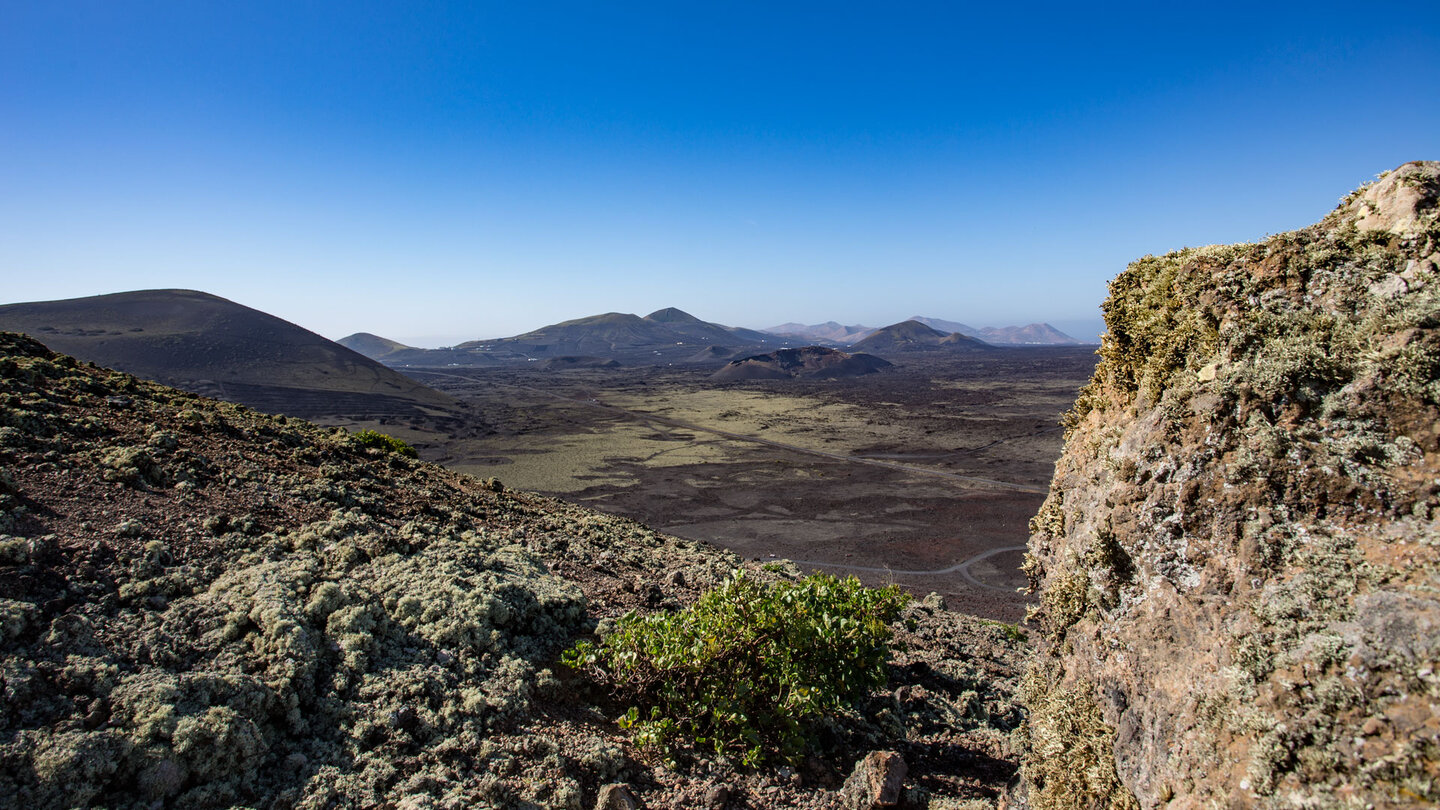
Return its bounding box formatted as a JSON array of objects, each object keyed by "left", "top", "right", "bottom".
[{"left": 3, "top": 2, "right": 1438, "bottom": 345}]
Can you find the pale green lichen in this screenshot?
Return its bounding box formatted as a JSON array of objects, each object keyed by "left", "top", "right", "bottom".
[
  {"left": 1024, "top": 164, "right": 1440, "bottom": 807},
  {"left": 1018, "top": 662, "right": 1138, "bottom": 810}
]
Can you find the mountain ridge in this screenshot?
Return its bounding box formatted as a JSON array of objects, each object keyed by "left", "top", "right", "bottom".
[
  {"left": 769, "top": 318, "right": 1084, "bottom": 347},
  {"left": 851, "top": 319, "right": 993, "bottom": 354},
  {"left": 908, "top": 317, "right": 1083, "bottom": 346},
  {"left": 346, "top": 308, "right": 785, "bottom": 366},
  {"left": 0, "top": 289, "right": 460, "bottom": 422}
]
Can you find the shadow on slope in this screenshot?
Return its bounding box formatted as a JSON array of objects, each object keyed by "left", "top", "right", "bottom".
[{"left": 0, "top": 289, "right": 461, "bottom": 423}]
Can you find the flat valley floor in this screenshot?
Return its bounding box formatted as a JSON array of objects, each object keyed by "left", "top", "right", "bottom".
[{"left": 357, "top": 348, "right": 1097, "bottom": 622}]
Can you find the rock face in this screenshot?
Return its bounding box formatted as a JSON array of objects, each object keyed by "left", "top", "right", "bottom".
[{"left": 1020, "top": 162, "right": 1440, "bottom": 808}]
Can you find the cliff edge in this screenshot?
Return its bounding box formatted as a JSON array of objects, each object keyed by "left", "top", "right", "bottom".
[{"left": 1021, "top": 162, "right": 1440, "bottom": 808}]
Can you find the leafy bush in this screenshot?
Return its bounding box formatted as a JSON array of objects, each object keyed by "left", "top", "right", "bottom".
[
  {"left": 349, "top": 429, "right": 418, "bottom": 458},
  {"left": 562, "top": 571, "right": 908, "bottom": 766}
]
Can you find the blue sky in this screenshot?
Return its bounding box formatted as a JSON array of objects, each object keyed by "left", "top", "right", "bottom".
[{"left": 3, "top": 2, "right": 1438, "bottom": 345}]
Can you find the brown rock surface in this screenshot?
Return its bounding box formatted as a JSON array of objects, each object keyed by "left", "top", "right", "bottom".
[
  {"left": 1020, "top": 162, "right": 1440, "bottom": 808},
  {"left": 595, "top": 782, "right": 638, "bottom": 809},
  {"left": 839, "top": 750, "right": 908, "bottom": 808}
]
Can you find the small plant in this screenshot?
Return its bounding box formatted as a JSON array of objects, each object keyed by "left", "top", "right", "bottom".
[
  {"left": 349, "top": 429, "right": 418, "bottom": 458},
  {"left": 980, "top": 618, "right": 1029, "bottom": 643},
  {"left": 562, "top": 571, "right": 909, "bottom": 766}
]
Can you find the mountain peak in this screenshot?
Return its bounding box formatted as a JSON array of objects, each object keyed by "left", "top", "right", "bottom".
[
  {"left": 0, "top": 288, "right": 457, "bottom": 419},
  {"left": 644, "top": 307, "right": 703, "bottom": 323}
]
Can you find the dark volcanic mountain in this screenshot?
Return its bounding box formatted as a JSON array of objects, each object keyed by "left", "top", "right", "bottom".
[
  {"left": 373, "top": 307, "right": 784, "bottom": 366},
  {"left": 688, "top": 345, "right": 738, "bottom": 362},
  {"left": 336, "top": 332, "right": 416, "bottom": 360},
  {"left": 641, "top": 307, "right": 773, "bottom": 345},
  {"left": 711, "top": 346, "right": 892, "bottom": 381},
  {"left": 467, "top": 312, "right": 684, "bottom": 357},
  {"left": 906, "top": 316, "right": 978, "bottom": 337},
  {"left": 0, "top": 289, "right": 459, "bottom": 421},
  {"left": 851, "top": 320, "right": 992, "bottom": 354}
]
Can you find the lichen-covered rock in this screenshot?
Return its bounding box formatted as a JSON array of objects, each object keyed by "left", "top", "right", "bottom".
[
  {"left": 839, "top": 750, "right": 907, "bottom": 808},
  {"left": 594, "top": 782, "right": 638, "bottom": 809},
  {"left": 1021, "top": 162, "right": 1440, "bottom": 808}
]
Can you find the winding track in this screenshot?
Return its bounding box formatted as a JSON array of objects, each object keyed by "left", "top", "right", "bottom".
[{"left": 789, "top": 545, "right": 1029, "bottom": 592}]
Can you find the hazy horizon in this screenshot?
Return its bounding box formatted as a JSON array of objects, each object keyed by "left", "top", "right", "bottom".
[
  {"left": 3, "top": 3, "right": 1437, "bottom": 346},
  {"left": 347, "top": 309, "right": 1110, "bottom": 348}
]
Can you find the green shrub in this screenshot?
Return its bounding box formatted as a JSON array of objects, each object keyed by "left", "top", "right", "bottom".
[
  {"left": 562, "top": 571, "right": 909, "bottom": 766},
  {"left": 349, "top": 429, "right": 418, "bottom": 458}
]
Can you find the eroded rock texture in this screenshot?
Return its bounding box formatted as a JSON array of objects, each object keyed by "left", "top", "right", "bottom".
[{"left": 1021, "top": 162, "right": 1440, "bottom": 809}]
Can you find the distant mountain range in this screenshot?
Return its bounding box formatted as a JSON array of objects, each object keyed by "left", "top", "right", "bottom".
[
  {"left": 766, "top": 317, "right": 1085, "bottom": 346},
  {"left": 0, "top": 289, "right": 462, "bottom": 422},
  {"left": 342, "top": 308, "right": 794, "bottom": 367},
  {"left": 907, "top": 317, "right": 1084, "bottom": 346},
  {"left": 341, "top": 309, "right": 1089, "bottom": 370},
  {"left": 762, "top": 321, "right": 877, "bottom": 345},
  {"left": 0, "top": 290, "right": 1089, "bottom": 413}
]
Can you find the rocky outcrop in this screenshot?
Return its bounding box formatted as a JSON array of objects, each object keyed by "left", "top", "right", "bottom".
[
  {"left": 711, "top": 346, "right": 891, "bottom": 380},
  {"left": 840, "top": 751, "right": 907, "bottom": 808},
  {"left": 1021, "top": 162, "right": 1440, "bottom": 808}
]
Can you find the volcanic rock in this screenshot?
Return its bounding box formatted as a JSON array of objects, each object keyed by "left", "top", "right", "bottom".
[
  {"left": 711, "top": 346, "right": 891, "bottom": 381},
  {"left": 1019, "top": 161, "right": 1440, "bottom": 808},
  {"left": 839, "top": 751, "right": 907, "bottom": 809}
]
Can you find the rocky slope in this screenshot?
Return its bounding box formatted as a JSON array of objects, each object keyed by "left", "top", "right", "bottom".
[
  {"left": 1020, "top": 162, "right": 1440, "bottom": 808},
  {"left": 0, "top": 290, "right": 461, "bottom": 424},
  {"left": 0, "top": 332, "right": 1026, "bottom": 808}
]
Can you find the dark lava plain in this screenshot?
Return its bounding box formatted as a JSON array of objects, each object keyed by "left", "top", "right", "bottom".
[{"left": 401, "top": 347, "right": 1097, "bottom": 622}]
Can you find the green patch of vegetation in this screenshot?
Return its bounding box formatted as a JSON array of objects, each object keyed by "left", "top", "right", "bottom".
[
  {"left": 348, "top": 429, "right": 418, "bottom": 458},
  {"left": 1019, "top": 663, "right": 1139, "bottom": 810},
  {"left": 978, "top": 618, "right": 1028, "bottom": 643},
  {"left": 563, "top": 571, "right": 908, "bottom": 767}
]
